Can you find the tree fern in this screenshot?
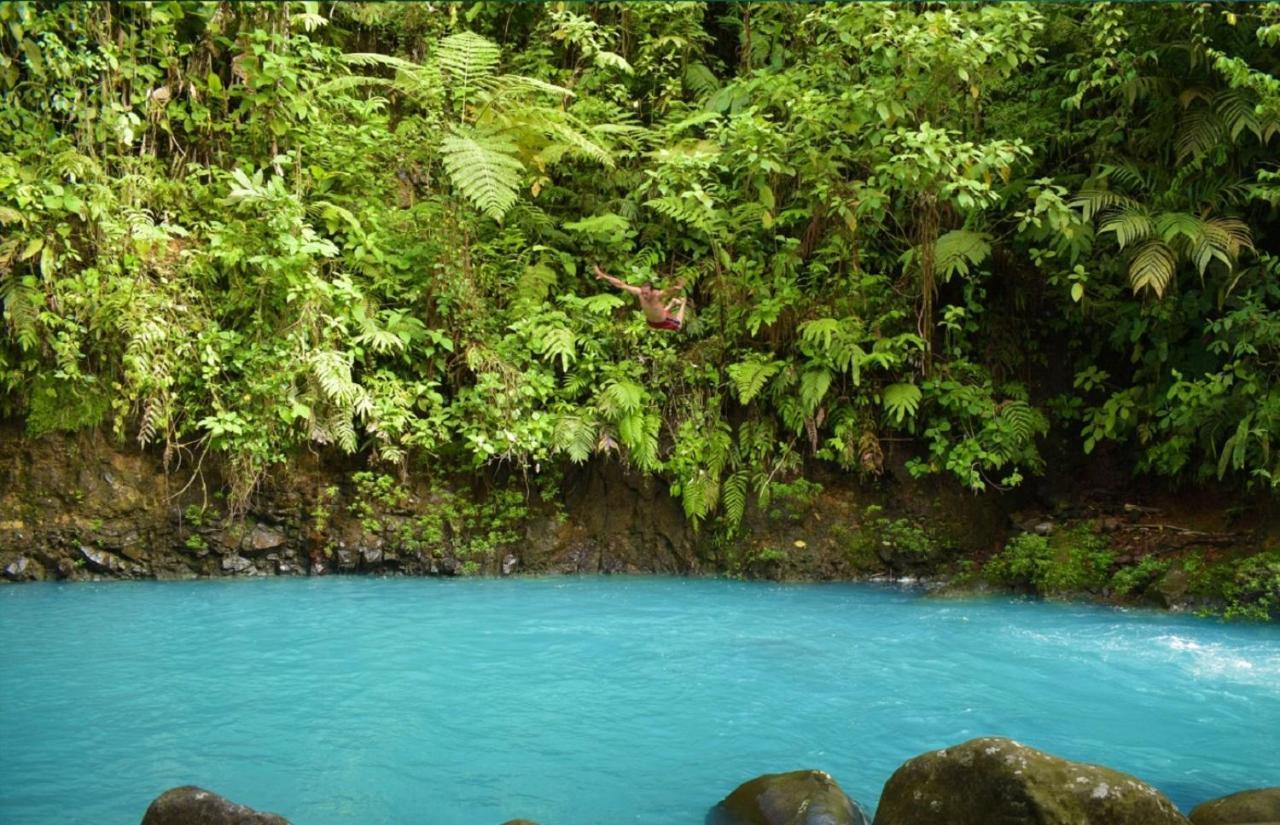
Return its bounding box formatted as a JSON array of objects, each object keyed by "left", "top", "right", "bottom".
[{"left": 439, "top": 129, "right": 525, "bottom": 221}]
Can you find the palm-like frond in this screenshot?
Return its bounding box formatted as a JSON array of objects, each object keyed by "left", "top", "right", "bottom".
[
  {"left": 1070, "top": 188, "right": 1139, "bottom": 221},
  {"left": 1100, "top": 208, "right": 1155, "bottom": 250},
  {"left": 1128, "top": 240, "right": 1177, "bottom": 296}
]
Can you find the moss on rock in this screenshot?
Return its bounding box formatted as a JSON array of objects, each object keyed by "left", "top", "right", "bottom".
[
  {"left": 873, "top": 737, "right": 1188, "bottom": 825},
  {"left": 1189, "top": 787, "right": 1280, "bottom": 825}
]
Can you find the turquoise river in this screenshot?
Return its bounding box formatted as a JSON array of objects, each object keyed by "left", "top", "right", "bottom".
[{"left": 1, "top": 577, "right": 1277, "bottom": 823}]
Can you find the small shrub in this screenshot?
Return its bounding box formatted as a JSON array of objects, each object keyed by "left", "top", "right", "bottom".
[
  {"left": 1109, "top": 556, "right": 1169, "bottom": 596},
  {"left": 1223, "top": 550, "right": 1280, "bottom": 621},
  {"left": 985, "top": 525, "right": 1114, "bottom": 596}
]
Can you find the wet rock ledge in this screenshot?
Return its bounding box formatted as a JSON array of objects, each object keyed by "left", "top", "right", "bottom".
[{"left": 138, "top": 738, "right": 1277, "bottom": 825}]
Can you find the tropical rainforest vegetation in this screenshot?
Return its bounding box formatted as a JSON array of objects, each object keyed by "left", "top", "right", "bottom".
[{"left": 2, "top": 1, "right": 1278, "bottom": 535}]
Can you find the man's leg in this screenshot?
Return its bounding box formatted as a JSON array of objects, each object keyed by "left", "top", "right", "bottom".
[{"left": 670, "top": 297, "right": 687, "bottom": 325}]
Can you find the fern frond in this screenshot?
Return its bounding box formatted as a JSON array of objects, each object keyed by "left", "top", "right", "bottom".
[
  {"left": 617, "top": 410, "right": 661, "bottom": 470},
  {"left": 496, "top": 74, "right": 574, "bottom": 99},
  {"left": 437, "top": 31, "right": 500, "bottom": 101},
  {"left": 727, "top": 359, "right": 782, "bottom": 404},
  {"left": 1128, "top": 240, "right": 1177, "bottom": 297},
  {"left": 1, "top": 275, "right": 43, "bottom": 351},
  {"left": 644, "top": 194, "right": 723, "bottom": 235},
  {"left": 1175, "top": 108, "right": 1224, "bottom": 162},
  {"left": 799, "top": 318, "right": 840, "bottom": 350},
  {"left": 340, "top": 52, "right": 424, "bottom": 71},
  {"left": 1071, "top": 189, "right": 1139, "bottom": 221},
  {"left": 314, "top": 74, "right": 395, "bottom": 96},
  {"left": 1215, "top": 89, "right": 1262, "bottom": 143},
  {"left": 684, "top": 61, "right": 719, "bottom": 95},
  {"left": 540, "top": 119, "right": 614, "bottom": 167},
  {"left": 439, "top": 130, "right": 524, "bottom": 221},
  {"left": 882, "top": 383, "right": 922, "bottom": 424},
  {"left": 933, "top": 229, "right": 992, "bottom": 280},
  {"left": 999, "top": 400, "right": 1047, "bottom": 445},
  {"left": 554, "top": 414, "right": 598, "bottom": 463},
  {"left": 538, "top": 325, "right": 577, "bottom": 371},
  {"left": 722, "top": 470, "right": 749, "bottom": 526},
  {"left": 1099, "top": 208, "right": 1155, "bottom": 250},
  {"left": 598, "top": 379, "right": 645, "bottom": 415},
  {"left": 800, "top": 368, "right": 832, "bottom": 414},
  {"left": 593, "top": 50, "right": 634, "bottom": 75}
]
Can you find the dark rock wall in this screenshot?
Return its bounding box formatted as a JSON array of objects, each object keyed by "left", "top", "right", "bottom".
[{"left": 0, "top": 425, "right": 706, "bottom": 582}]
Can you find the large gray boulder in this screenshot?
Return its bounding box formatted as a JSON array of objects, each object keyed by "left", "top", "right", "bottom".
[
  {"left": 1190, "top": 787, "right": 1280, "bottom": 824},
  {"left": 711, "top": 769, "right": 870, "bottom": 825},
  {"left": 140, "top": 786, "right": 290, "bottom": 825},
  {"left": 873, "top": 737, "right": 1188, "bottom": 825}
]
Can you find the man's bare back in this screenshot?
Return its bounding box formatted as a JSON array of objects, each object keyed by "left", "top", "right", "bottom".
[{"left": 594, "top": 264, "right": 687, "bottom": 330}]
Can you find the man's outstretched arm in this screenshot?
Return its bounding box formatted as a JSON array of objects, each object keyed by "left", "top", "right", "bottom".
[
  {"left": 659, "top": 279, "right": 686, "bottom": 300},
  {"left": 594, "top": 264, "right": 642, "bottom": 295}
]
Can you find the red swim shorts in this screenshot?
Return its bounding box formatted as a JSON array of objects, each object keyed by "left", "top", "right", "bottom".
[{"left": 647, "top": 316, "right": 682, "bottom": 331}]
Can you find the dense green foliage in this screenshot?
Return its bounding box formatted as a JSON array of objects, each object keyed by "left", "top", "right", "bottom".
[{"left": 2, "top": 2, "right": 1279, "bottom": 523}]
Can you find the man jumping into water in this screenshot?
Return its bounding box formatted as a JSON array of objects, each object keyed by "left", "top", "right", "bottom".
[{"left": 594, "top": 264, "right": 687, "bottom": 331}]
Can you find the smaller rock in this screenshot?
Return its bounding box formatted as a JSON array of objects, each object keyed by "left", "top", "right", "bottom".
[
  {"left": 502, "top": 554, "right": 518, "bottom": 576},
  {"left": 221, "top": 555, "right": 252, "bottom": 574},
  {"left": 712, "top": 769, "right": 868, "bottom": 825},
  {"left": 1190, "top": 787, "right": 1280, "bottom": 825},
  {"left": 1033, "top": 520, "right": 1054, "bottom": 536},
  {"left": 1154, "top": 567, "right": 1191, "bottom": 608},
  {"left": 360, "top": 546, "right": 383, "bottom": 565},
  {"left": 335, "top": 547, "right": 357, "bottom": 569},
  {"left": 4, "top": 556, "right": 31, "bottom": 580},
  {"left": 79, "top": 545, "right": 126, "bottom": 574},
  {"left": 244, "top": 525, "right": 286, "bottom": 553},
  {"left": 140, "top": 785, "right": 290, "bottom": 825},
  {"left": 1099, "top": 516, "right": 1124, "bottom": 533}
]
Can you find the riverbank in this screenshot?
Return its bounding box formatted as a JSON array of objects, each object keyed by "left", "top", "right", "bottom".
[{"left": 1, "top": 424, "right": 1276, "bottom": 618}]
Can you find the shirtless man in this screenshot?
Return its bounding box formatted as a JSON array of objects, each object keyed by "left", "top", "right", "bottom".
[{"left": 594, "top": 264, "right": 687, "bottom": 331}]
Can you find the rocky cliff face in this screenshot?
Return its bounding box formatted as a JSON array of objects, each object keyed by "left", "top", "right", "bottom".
[
  {"left": 2, "top": 422, "right": 1272, "bottom": 618},
  {"left": 0, "top": 424, "right": 709, "bottom": 582}
]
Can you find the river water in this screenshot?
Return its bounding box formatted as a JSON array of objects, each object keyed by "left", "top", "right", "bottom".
[{"left": 1, "top": 577, "right": 1276, "bottom": 824}]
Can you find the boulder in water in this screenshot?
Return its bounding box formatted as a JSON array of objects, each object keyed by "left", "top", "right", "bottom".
[
  {"left": 711, "top": 769, "right": 869, "bottom": 825},
  {"left": 1189, "top": 787, "right": 1280, "bottom": 824},
  {"left": 140, "top": 786, "right": 290, "bottom": 825},
  {"left": 873, "top": 737, "right": 1188, "bottom": 825}
]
